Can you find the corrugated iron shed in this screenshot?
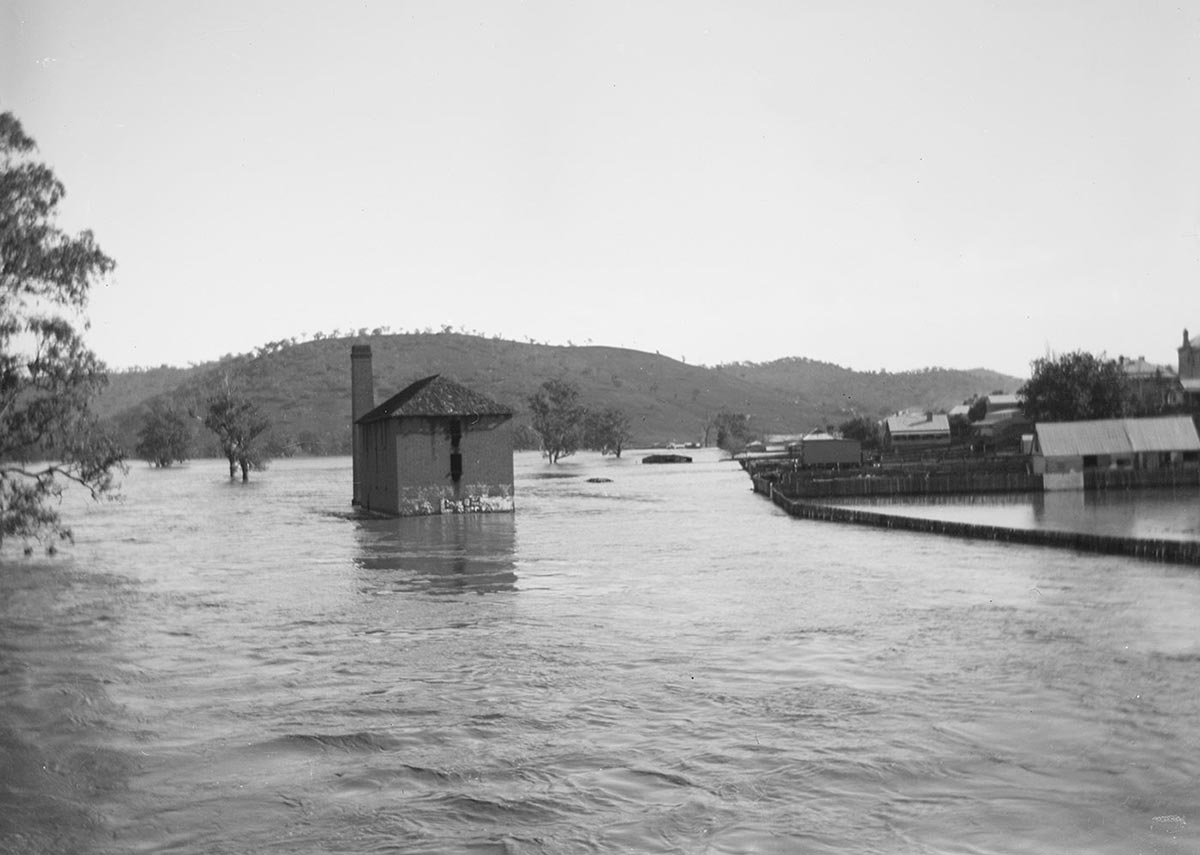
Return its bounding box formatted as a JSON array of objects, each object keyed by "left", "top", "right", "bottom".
[
  {"left": 358, "top": 375, "right": 512, "bottom": 423},
  {"left": 1035, "top": 416, "right": 1200, "bottom": 457}
]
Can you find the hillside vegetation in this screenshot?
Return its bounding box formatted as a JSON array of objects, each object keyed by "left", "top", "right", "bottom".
[{"left": 96, "top": 333, "right": 1024, "bottom": 456}]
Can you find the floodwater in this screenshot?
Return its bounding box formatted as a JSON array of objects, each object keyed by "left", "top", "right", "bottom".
[
  {"left": 830, "top": 488, "right": 1200, "bottom": 543},
  {"left": 2, "top": 450, "right": 1199, "bottom": 854}
]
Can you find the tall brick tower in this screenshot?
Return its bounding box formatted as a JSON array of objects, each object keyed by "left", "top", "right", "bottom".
[{"left": 350, "top": 345, "right": 375, "bottom": 506}]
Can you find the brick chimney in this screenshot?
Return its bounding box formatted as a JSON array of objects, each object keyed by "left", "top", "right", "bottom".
[{"left": 351, "top": 345, "right": 374, "bottom": 506}]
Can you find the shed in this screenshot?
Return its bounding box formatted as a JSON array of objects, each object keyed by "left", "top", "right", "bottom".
[
  {"left": 351, "top": 346, "right": 514, "bottom": 516},
  {"left": 1033, "top": 416, "right": 1200, "bottom": 490},
  {"left": 796, "top": 437, "right": 862, "bottom": 468}
]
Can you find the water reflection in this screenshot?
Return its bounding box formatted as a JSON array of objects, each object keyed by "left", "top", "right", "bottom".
[
  {"left": 843, "top": 486, "right": 1200, "bottom": 542},
  {"left": 352, "top": 513, "right": 517, "bottom": 595}
]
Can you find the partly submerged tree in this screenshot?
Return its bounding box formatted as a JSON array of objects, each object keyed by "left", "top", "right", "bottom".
[
  {"left": 1019, "top": 351, "right": 1130, "bottom": 423},
  {"left": 707, "top": 409, "right": 752, "bottom": 454},
  {"left": 203, "top": 379, "right": 271, "bottom": 481},
  {"left": 135, "top": 401, "right": 192, "bottom": 468},
  {"left": 0, "top": 111, "right": 124, "bottom": 548},
  {"left": 584, "top": 406, "right": 632, "bottom": 458},
  {"left": 528, "top": 378, "right": 584, "bottom": 463}
]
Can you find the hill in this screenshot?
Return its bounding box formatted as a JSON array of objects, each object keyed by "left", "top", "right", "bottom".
[{"left": 96, "top": 333, "right": 1024, "bottom": 456}]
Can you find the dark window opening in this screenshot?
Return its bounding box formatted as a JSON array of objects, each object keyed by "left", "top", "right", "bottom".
[
  {"left": 450, "top": 419, "right": 463, "bottom": 483},
  {"left": 1082, "top": 455, "right": 1099, "bottom": 468}
]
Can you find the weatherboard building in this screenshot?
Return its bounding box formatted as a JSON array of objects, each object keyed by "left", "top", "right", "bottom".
[{"left": 351, "top": 345, "right": 515, "bottom": 516}]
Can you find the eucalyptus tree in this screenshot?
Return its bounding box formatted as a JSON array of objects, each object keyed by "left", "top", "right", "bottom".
[
  {"left": 584, "top": 406, "right": 633, "bottom": 458},
  {"left": 135, "top": 401, "right": 192, "bottom": 468},
  {"left": 528, "top": 378, "right": 584, "bottom": 463},
  {"left": 204, "top": 378, "right": 271, "bottom": 481},
  {"left": 0, "top": 112, "right": 124, "bottom": 548}
]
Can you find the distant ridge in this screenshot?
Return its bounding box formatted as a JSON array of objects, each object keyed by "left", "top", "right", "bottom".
[{"left": 96, "top": 333, "right": 1024, "bottom": 456}]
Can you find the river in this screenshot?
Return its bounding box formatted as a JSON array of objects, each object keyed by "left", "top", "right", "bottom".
[{"left": 2, "top": 450, "right": 1198, "bottom": 854}]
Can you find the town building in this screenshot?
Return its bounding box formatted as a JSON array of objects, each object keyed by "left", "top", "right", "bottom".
[
  {"left": 973, "top": 393, "right": 1031, "bottom": 449},
  {"left": 1120, "top": 355, "right": 1181, "bottom": 414},
  {"left": 350, "top": 345, "right": 514, "bottom": 516},
  {"left": 883, "top": 412, "right": 951, "bottom": 451},
  {"left": 1031, "top": 415, "right": 1200, "bottom": 490},
  {"left": 1178, "top": 329, "right": 1200, "bottom": 410}
]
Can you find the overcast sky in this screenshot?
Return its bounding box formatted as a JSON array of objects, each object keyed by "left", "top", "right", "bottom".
[{"left": 5, "top": 0, "right": 1198, "bottom": 378}]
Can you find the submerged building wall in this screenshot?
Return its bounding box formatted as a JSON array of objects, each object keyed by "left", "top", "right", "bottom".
[{"left": 382, "top": 416, "right": 514, "bottom": 516}]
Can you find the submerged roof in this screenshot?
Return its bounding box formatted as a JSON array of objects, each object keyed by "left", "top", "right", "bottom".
[
  {"left": 1035, "top": 416, "right": 1200, "bottom": 457},
  {"left": 358, "top": 375, "right": 513, "bottom": 423}
]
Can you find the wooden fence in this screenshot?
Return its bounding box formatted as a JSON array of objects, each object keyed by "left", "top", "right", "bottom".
[
  {"left": 771, "top": 470, "right": 1043, "bottom": 499},
  {"left": 1084, "top": 468, "right": 1200, "bottom": 491}
]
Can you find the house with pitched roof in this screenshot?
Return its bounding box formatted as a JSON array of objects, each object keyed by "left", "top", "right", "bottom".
[
  {"left": 350, "top": 346, "right": 514, "bottom": 516},
  {"left": 883, "top": 412, "right": 951, "bottom": 451},
  {"left": 1119, "top": 354, "right": 1181, "bottom": 414}
]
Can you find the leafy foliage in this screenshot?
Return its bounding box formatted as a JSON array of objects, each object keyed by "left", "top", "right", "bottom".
[
  {"left": 528, "top": 378, "right": 585, "bottom": 463},
  {"left": 135, "top": 402, "right": 192, "bottom": 467},
  {"left": 203, "top": 379, "right": 271, "bottom": 481},
  {"left": 837, "top": 415, "right": 881, "bottom": 450},
  {"left": 0, "top": 112, "right": 124, "bottom": 546},
  {"left": 709, "top": 409, "right": 752, "bottom": 453},
  {"left": 1018, "top": 351, "right": 1130, "bottom": 422},
  {"left": 583, "top": 406, "right": 632, "bottom": 458}
]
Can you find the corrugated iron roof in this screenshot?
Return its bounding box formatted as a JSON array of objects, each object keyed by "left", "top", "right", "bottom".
[
  {"left": 1035, "top": 416, "right": 1200, "bottom": 457},
  {"left": 358, "top": 375, "right": 513, "bottom": 423},
  {"left": 1124, "top": 416, "right": 1200, "bottom": 452},
  {"left": 1035, "top": 420, "right": 1132, "bottom": 457}
]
